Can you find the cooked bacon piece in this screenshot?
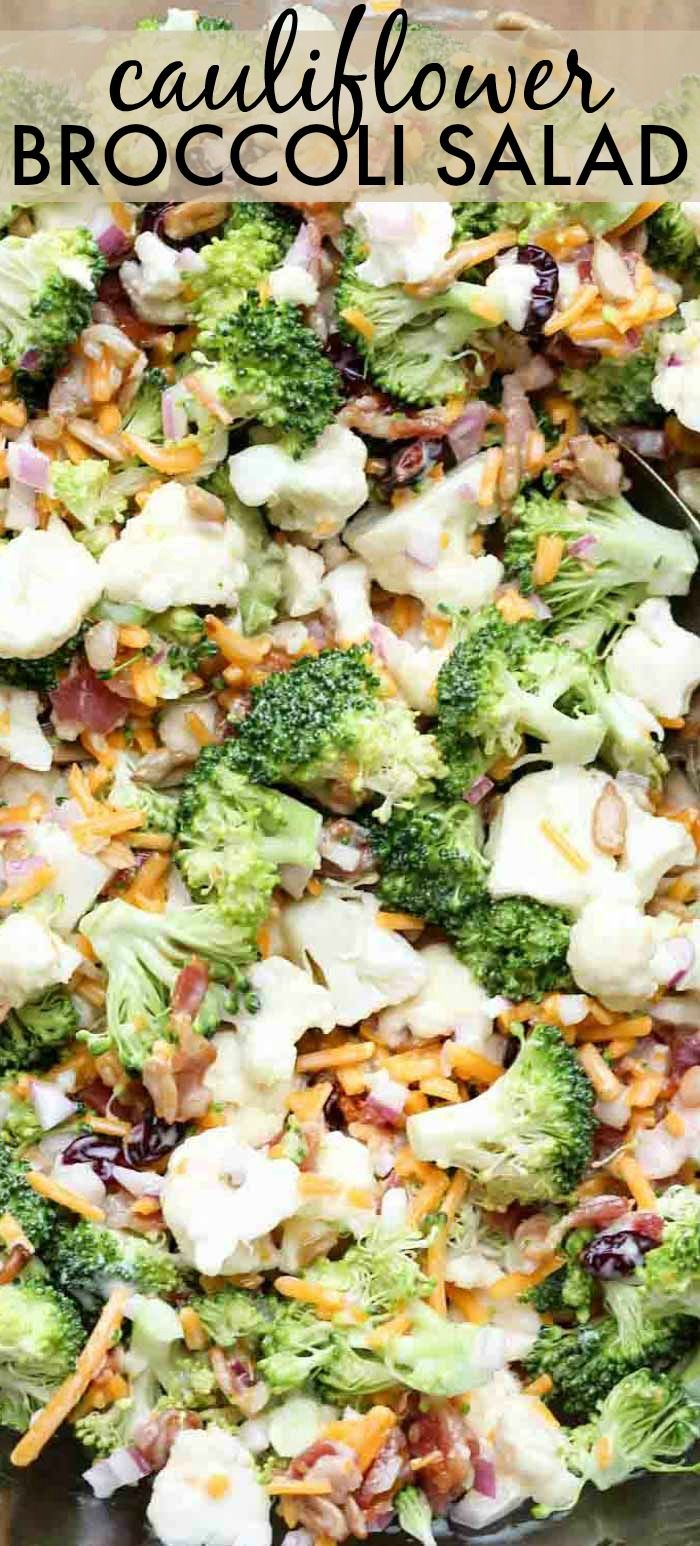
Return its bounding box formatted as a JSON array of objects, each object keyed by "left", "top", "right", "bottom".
[
  {"left": 407, "top": 1402, "right": 475, "bottom": 1510},
  {"left": 50, "top": 663, "right": 126, "bottom": 735}
]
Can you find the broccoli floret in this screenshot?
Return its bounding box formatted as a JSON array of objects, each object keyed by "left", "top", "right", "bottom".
[
  {"left": 139, "top": 12, "right": 233, "bottom": 27},
  {"left": 203, "top": 465, "right": 283, "bottom": 637},
  {"left": 50, "top": 459, "right": 143, "bottom": 529},
  {"left": 383, "top": 1301, "right": 504, "bottom": 1397},
  {"left": 456, "top": 896, "right": 573, "bottom": 1001},
  {"left": 559, "top": 329, "right": 666, "bottom": 429},
  {"left": 407, "top": 1024, "right": 594, "bottom": 1207},
  {"left": 74, "top": 1396, "right": 136, "bottom": 1458},
  {"left": 436, "top": 607, "right": 605, "bottom": 791},
  {"left": 308, "top": 1228, "right": 433, "bottom": 1319},
  {"left": 155, "top": 607, "right": 207, "bottom": 649},
  {"left": 0, "top": 1272, "right": 85, "bottom": 1431},
  {"left": 80, "top": 898, "right": 255, "bottom": 1073},
  {"left": 160, "top": 1348, "right": 219, "bottom": 1410},
  {"left": 646, "top": 204, "right": 700, "bottom": 279},
  {"left": 0, "top": 628, "right": 83, "bottom": 691},
  {"left": 228, "top": 645, "right": 443, "bottom": 818},
  {"left": 396, "top": 1486, "right": 436, "bottom": 1546},
  {"left": 0, "top": 1142, "right": 56, "bottom": 1251},
  {"left": 198, "top": 295, "right": 339, "bottom": 456},
  {"left": 371, "top": 796, "right": 488, "bottom": 931},
  {"left": 497, "top": 201, "right": 634, "bottom": 239},
  {"left": 176, "top": 753, "right": 321, "bottom": 932},
  {"left": 524, "top": 1307, "right": 697, "bottom": 1424},
  {"left": 0, "top": 986, "right": 78, "bottom": 1076},
  {"left": 505, "top": 489, "right": 697, "bottom": 627},
  {"left": 190, "top": 202, "right": 294, "bottom": 345},
  {"left": 189, "top": 1287, "right": 266, "bottom": 1348},
  {"left": 452, "top": 203, "right": 507, "bottom": 241},
  {"left": 109, "top": 764, "right": 178, "bottom": 837},
  {"left": 0, "top": 1089, "right": 42, "bottom": 1155},
  {"left": 635, "top": 1186, "right": 700, "bottom": 1317},
  {"left": 121, "top": 367, "right": 169, "bottom": 442},
  {"left": 0, "top": 228, "right": 104, "bottom": 375},
  {"left": 259, "top": 1302, "right": 335, "bottom": 1393},
  {"left": 51, "top": 1220, "right": 188, "bottom": 1312},
  {"left": 527, "top": 1228, "right": 596, "bottom": 1322},
  {"left": 570, "top": 1369, "right": 700, "bottom": 1490}
]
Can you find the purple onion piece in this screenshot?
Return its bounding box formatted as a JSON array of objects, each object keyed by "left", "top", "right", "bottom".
[
  {"left": 124, "top": 1113, "right": 181, "bottom": 1168},
  {"left": 61, "top": 1132, "right": 124, "bottom": 1183},
  {"left": 513, "top": 243, "right": 559, "bottom": 337}
]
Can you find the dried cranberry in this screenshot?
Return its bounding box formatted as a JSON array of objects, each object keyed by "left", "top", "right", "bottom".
[
  {"left": 124, "top": 1113, "right": 180, "bottom": 1168},
  {"left": 508, "top": 243, "right": 559, "bottom": 336},
  {"left": 325, "top": 333, "right": 373, "bottom": 397},
  {"left": 670, "top": 1029, "right": 700, "bottom": 1076},
  {"left": 139, "top": 203, "right": 211, "bottom": 253},
  {"left": 582, "top": 1228, "right": 658, "bottom": 1280},
  {"left": 62, "top": 1132, "right": 124, "bottom": 1182},
  {"left": 390, "top": 438, "right": 444, "bottom": 487}
]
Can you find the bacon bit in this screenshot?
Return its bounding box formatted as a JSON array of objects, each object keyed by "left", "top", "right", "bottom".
[
  {"left": 322, "top": 1407, "right": 397, "bottom": 1474},
  {"left": 543, "top": 284, "right": 598, "bottom": 336},
  {"left": 523, "top": 1373, "right": 554, "bottom": 1398},
  {"left": 578, "top": 1043, "right": 625, "bottom": 1104},
  {"left": 487, "top": 1254, "right": 565, "bottom": 1301},
  {"left": 533, "top": 534, "right": 565, "bottom": 588},
  {"left": 446, "top": 1283, "right": 489, "bottom": 1324},
  {"left": 297, "top": 1042, "right": 375, "bottom": 1073},
  {"left": 180, "top": 1307, "right": 208, "bottom": 1351},
  {"left": 11, "top": 1287, "right": 130, "bottom": 1466},
  {"left": 286, "top": 1082, "right": 333, "bottom": 1122},
  {"left": 375, "top": 910, "right": 425, "bottom": 932},
  {"left": 171, "top": 960, "right": 209, "bottom": 1020},
  {"left": 540, "top": 819, "right": 590, "bottom": 873},
  {"left": 0, "top": 864, "right": 55, "bottom": 910},
  {"left": 592, "top": 781, "right": 627, "bottom": 856},
  {"left": 273, "top": 1277, "right": 366, "bottom": 1324},
  {"left": 448, "top": 1047, "right": 503, "bottom": 1086},
  {"left": 121, "top": 431, "right": 203, "bottom": 475}
]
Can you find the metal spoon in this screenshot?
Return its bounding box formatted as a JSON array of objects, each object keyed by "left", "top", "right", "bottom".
[{"left": 612, "top": 438, "right": 700, "bottom": 638}]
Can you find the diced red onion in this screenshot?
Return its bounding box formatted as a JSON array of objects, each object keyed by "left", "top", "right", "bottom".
[
  {"left": 404, "top": 530, "right": 440, "bottom": 569},
  {"left": 85, "top": 620, "right": 118, "bottom": 674},
  {"left": 568, "top": 534, "right": 598, "bottom": 559},
  {"left": 281, "top": 1531, "right": 314, "bottom": 1546},
  {"left": 464, "top": 775, "right": 494, "bottom": 806},
  {"left": 52, "top": 1159, "right": 107, "bottom": 1207},
  {"left": 30, "top": 1081, "right": 78, "bottom": 1131},
  {"left": 654, "top": 935, "right": 696, "bottom": 990},
  {"left": 447, "top": 401, "right": 490, "bottom": 463},
  {"left": 7, "top": 441, "right": 50, "bottom": 493},
  {"left": 556, "top": 994, "right": 589, "bottom": 1026},
  {"left": 285, "top": 221, "right": 320, "bottom": 273},
  {"left": 19, "top": 349, "right": 41, "bottom": 372},
  {"left": 472, "top": 1457, "right": 497, "bottom": 1498},
  {"left": 92, "top": 220, "right": 132, "bottom": 263},
  {"left": 83, "top": 1447, "right": 152, "bottom": 1499},
  {"left": 162, "top": 387, "right": 188, "bottom": 443},
  {"left": 528, "top": 592, "right": 552, "bottom": 621},
  {"left": 6, "top": 476, "right": 37, "bottom": 530},
  {"left": 3, "top": 855, "right": 46, "bottom": 886},
  {"left": 111, "top": 1164, "right": 163, "bottom": 1197}
]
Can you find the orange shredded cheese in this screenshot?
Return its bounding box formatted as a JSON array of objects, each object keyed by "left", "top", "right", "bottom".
[
  {"left": 11, "top": 1286, "right": 129, "bottom": 1467},
  {"left": 420, "top": 1076, "right": 461, "bottom": 1103},
  {"left": 339, "top": 306, "right": 375, "bottom": 342},
  {"left": 0, "top": 864, "right": 55, "bottom": 910},
  {"left": 185, "top": 711, "right": 216, "bottom": 747},
  {"left": 409, "top": 1172, "right": 450, "bottom": 1225},
  {"left": 179, "top": 1306, "right": 209, "bottom": 1351},
  {"left": 286, "top": 1083, "right": 333, "bottom": 1122},
  {"left": 0, "top": 1212, "right": 32, "bottom": 1254},
  {"left": 577, "top": 1043, "right": 625, "bottom": 1104},
  {"left": 362, "top": 1310, "right": 413, "bottom": 1349},
  {"left": 609, "top": 200, "right": 665, "bottom": 237},
  {"left": 539, "top": 819, "right": 590, "bottom": 873},
  {"left": 446, "top": 1283, "right": 489, "bottom": 1324},
  {"left": 523, "top": 1373, "right": 554, "bottom": 1398},
  {"left": 478, "top": 446, "right": 502, "bottom": 508},
  {"left": 610, "top": 1153, "right": 659, "bottom": 1212},
  {"left": 495, "top": 588, "right": 536, "bottom": 623},
  {"left": 296, "top": 1042, "right": 375, "bottom": 1073},
  {"left": 273, "top": 1276, "right": 366, "bottom": 1324},
  {"left": 542, "top": 284, "right": 598, "bottom": 336},
  {"left": 267, "top": 1478, "right": 333, "bottom": 1497},
  {"left": 206, "top": 615, "right": 271, "bottom": 665},
  {"left": 448, "top": 1047, "right": 503, "bottom": 1086},
  {"left": 665, "top": 1109, "right": 686, "bottom": 1138},
  {"left": 375, "top": 910, "right": 425, "bottom": 932},
  {"left": 27, "top": 1171, "right": 105, "bottom": 1223},
  {"left": 533, "top": 533, "right": 565, "bottom": 588},
  {"left": 120, "top": 431, "right": 204, "bottom": 475},
  {"left": 427, "top": 1171, "right": 467, "bottom": 1313},
  {"left": 321, "top": 1406, "right": 397, "bottom": 1473},
  {"left": 487, "top": 1254, "right": 565, "bottom": 1302}
]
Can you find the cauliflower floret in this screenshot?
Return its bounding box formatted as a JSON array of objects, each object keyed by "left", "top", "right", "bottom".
[
  {"left": 162, "top": 1127, "right": 300, "bottom": 1276},
  {"left": 567, "top": 898, "right": 674, "bottom": 1011},
  {"left": 324, "top": 558, "right": 373, "bottom": 646},
  {"left": 159, "top": 695, "right": 219, "bottom": 758},
  {"left": 147, "top": 1428, "right": 272, "bottom": 1546},
  {"left": 0, "top": 688, "right": 52, "bottom": 772},
  {"left": 120, "top": 232, "right": 193, "bottom": 325},
  {"left": 230, "top": 956, "right": 336, "bottom": 1086},
  {"left": 99, "top": 482, "right": 248, "bottom": 613},
  {"left": 0, "top": 913, "right": 81, "bottom": 1011},
  {"left": 451, "top": 1370, "right": 578, "bottom": 1529},
  {"left": 378, "top": 943, "right": 501, "bottom": 1060},
  {"left": 486, "top": 766, "right": 695, "bottom": 914},
  {"left": 345, "top": 456, "right": 503, "bottom": 613},
  {"left": 27, "top": 822, "right": 109, "bottom": 934},
  {"left": 345, "top": 198, "right": 454, "bottom": 287},
  {"left": 298, "top": 1129, "right": 377, "bottom": 1237},
  {"left": 608, "top": 598, "right": 700, "bottom": 720},
  {"left": 369, "top": 620, "right": 452, "bottom": 715},
  {"left": 229, "top": 425, "right": 368, "bottom": 541},
  {"left": 0, "top": 518, "right": 101, "bottom": 660},
  {"left": 652, "top": 298, "right": 700, "bottom": 431},
  {"left": 204, "top": 1032, "right": 291, "bottom": 1148},
  {"left": 280, "top": 543, "right": 326, "bottom": 618},
  {"left": 268, "top": 263, "right": 319, "bottom": 306},
  {"left": 0, "top": 766, "right": 66, "bottom": 806},
  {"left": 636, "top": 1096, "right": 700, "bottom": 1180},
  {"left": 487, "top": 252, "right": 540, "bottom": 331},
  {"left": 277, "top": 885, "right": 427, "bottom": 1025}
]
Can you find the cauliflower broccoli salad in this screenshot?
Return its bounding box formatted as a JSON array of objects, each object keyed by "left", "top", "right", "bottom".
[{"left": 3, "top": 15, "right": 700, "bottom": 1546}]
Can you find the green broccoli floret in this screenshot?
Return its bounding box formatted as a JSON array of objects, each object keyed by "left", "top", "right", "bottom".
[
  {"left": 228, "top": 645, "right": 443, "bottom": 818},
  {"left": 0, "top": 228, "right": 104, "bottom": 374},
  {"left": 308, "top": 1228, "right": 433, "bottom": 1319},
  {"left": 407, "top": 1024, "right": 594, "bottom": 1207},
  {"left": 190, "top": 202, "right": 294, "bottom": 345},
  {"left": 452, "top": 203, "right": 506, "bottom": 241},
  {"left": 456, "top": 896, "right": 573, "bottom": 1001},
  {"left": 635, "top": 1186, "right": 700, "bottom": 1317},
  {"left": 160, "top": 1348, "right": 219, "bottom": 1410},
  {"left": 383, "top": 1301, "right": 504, "bottom": 1397},
  {"left": 109, "top": 763, "right": 178, "bottom": 837},
  {"left": 559, "top": 329, "right": 666, "bottom": 429},
  {"left": 51, "top": 1220, "right": 188, "bottom": 1312},
  {"left": 527, "top": 1228, "right": 596, "bottom": 1322},
  {"left": 0, "top": 986, "right": 79, "bottom": 1075},
  {"left": 396, "top": 1486, "right": 436, "bottom": 1546},
  {"left": 80, "top": 897, "right": 255, "bottom": 1073},
  {"left": 121, "top": 367, "right": 169, "bottom": 442},
  {"left": 50, "top": 459, "right": 143, "bottom": 530},
  {"left": 646, "top": 204, "right": 700, "bottom": 279},
  {"left": 319, "top": 1341, "right": 393, "bottom": 1400},
  {"left": 436, "top": 607, "right": 605, "bottom": 792},
  {"left": 371, "top": 796, "right": 489, "bottom": 931},
  {"left": 189, "top": 1287, "right": 266, "bottom": 1348},
  {"left": 204, "top": 466, "right": 283, "bottom": 638},
  {"left": 259, "top": 1302, "right": 335, "bottom": 1393},
  {"left": 505, "top": 489, "right": 697, "bottom": 627},
  {"left": 0, "top": 1089, "right": 42, "bottom": 1154},
  {"left": 176, "top": 753, "right": 321, "bottom": 933},
  {"left": 524, "top": 1307, "right": 697, "bottom": 1424},
  {"left": 197, "top": 294, "right": 339, "bottom": 455},
  {"left": 0, "top": 628, "right": 83, "bottom": 691},
  {"left": 0, "top": 1272, "right": 85, "bottom": 1431},
  {"left": 0, "top": 1142, "right": 56, "bottom": 1251},
  {"left": 155, "top": 607, "right": 207, "bottom": 648},
  {"left": 498, "top": 201, "right": 635, "bottom": 239},
  {"left": 138, "top": 12, "right": 233, "bottom": 27},
  {"left": 570, "top": 1369, "right": 700, "bottom": 1490},
  {"left": 74, "top": 1396, "right": 136, "bottom": 1458}
]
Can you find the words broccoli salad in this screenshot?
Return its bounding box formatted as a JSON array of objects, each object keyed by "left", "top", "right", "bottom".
[{"left": 4, "top": 10, "right": 700, "bottom": 1545}]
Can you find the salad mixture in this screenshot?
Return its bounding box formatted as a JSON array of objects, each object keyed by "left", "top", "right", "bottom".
[{"left": 4, "top": 11, "right": 700, "bottom": 1545}]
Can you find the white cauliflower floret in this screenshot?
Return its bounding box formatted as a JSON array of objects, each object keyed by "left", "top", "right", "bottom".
[
  {"left": 369, "top": 620, "right": 452, "bottom": 715},
  {"left": 27, "top": 822, "right": 109, "bottom": 934},
  {"left": 346, "top": 456, "right": 503, "bottom": 612},
  {"left": 378, "top": 943, "right": 501, "bottom": 1060},
  {"left": 280, "top": 543, "right": 326, "bottom": 618},
  {"left": 162, "top": 1127, "right": 300, "bottom": 1276},
  {"left": 487, "top": 766, "right": 695, "bottom": 914},
  {"left": 324, "top": 558, "right": 373, "bottom": 646},
  {"left": 147, "top": 1428, "right": 272, "bottom": 1546},
  {"left": 298, "top": 1129, "right": 377, "bottom": 1237},
  {"left": 636, "top": 1097, "right": 700, "bottom": 1180},
  {"left": 486, "top": 252, "right": 540, "bottom": 331},
  {"left": 0, "top": 913, "right": 81, "bottom": 1011},
  {"left": 230, "top": 956, "right": 336, "bottom": 1086},
  {"left": 567, "top": 898, "right": 674, "bottom": 1011},
  {"left": 100, "top": 482, "right": 247, "bottom": 613},
  {"left": 159, "top": 696, "right": 219, "bottom": 758},
  {"left": 0, "top": 766, "right": 66, "bottom": 807},
  {"left": 0, "top": 518, "right": 101, "bottom": 660},
  {"left": 229, "top": 425, "right": 368, "bottom": 540},
  {"left": 204, "top": 1032, "right": 290, "bottom": 1148},
  {"left": 608, "top": 598, "right": 700, "bottom": 720},
  {"left": 652, "top": 298, "right": 700, "bottom": 431},
  {"left": 345, "top": 198, "right": 454, "bottom": 287},
  {"left": 120, "top": 232, "right": 193, "bottom": 325},
  {"left": 277, "top": 885, "right": 427, "bottom": 1024},
  {"left": 268, "top": 263, "right": 319, "bottom": 306},
  {"left": 451, "top": 1370, "right": 578, "bottom": 1529},
  {"left": 0, "top": 689, "right": 52, "bottom": 772}
]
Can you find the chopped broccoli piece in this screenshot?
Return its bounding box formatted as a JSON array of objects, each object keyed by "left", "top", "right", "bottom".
[
  {"left": 109, "top": 763, "right": 178, "bottom": 837},
  {"left": 407, "top": 1024, "right": 594, "bottom": 1207},
  {"left": 456, "top": 896, "right": 573, "bottom": 1001},
  {"left": 505, "top": 489, "right": 697, "bottom": 627},
  {"left": 0, "top": 1271, "right": 85, "bottom": 1431},
  {"left": 155, "top": 607, "right": 207, "bottom": 649},
  {"left": 50, "top": 459, "right": 143, "bottom": 529},
  {"left": 176, "top": 753, "right": 321, "bottom": 933},
  {"left": 636, "top": 1186, "right": 700, "bottom": 1317},
  {"left": 0, "top": 228, "right": 104, "bottom": 375},
  {"left": 190, "top": 202, "right": 294, "bottom": 344},
  {"left": 0, "top": 1089, "right": 42, "bottom": 1155},
  {"left": 646, "top": 204, "right": 700, "bottom": 279},
  {"left": 197, "top": 295, "right": 339, "bottom": 456},
  {"left": 80, "top": 898, "right": 255, "bottom": 1073},
  {"left": 319, "top": 1340, "right": 393, "bottom": 1400},
  {"left": 74, "top": 1396, "right": 136, "bottom": 1458},
  {"left": 570, "top": 1369, "right": 700, "bottom": 1490},
  {"left": 121, "top": 367, "right": 169, "bottom": 442},
  {"left": 189, "top": 1287, "right": 266, "bottom": 1348},
  {"left": 0, "top": 1142, "right": 57, "bottom": 1252},
  {"left": 259, "top": 1302, "right": 335, "bottom": 1393},
  {"left": 228, "top": 645, "right": 443, "bottom": 818},
  {"left": 308, "top": 1229, "right": 433, "bottom": 1319},
  {"left": 559, "top": 329, "right": 666, "bottom": 429},
  {"left": 0, "top": 627, "right": 83, "bottom": 691},
  {"left": 452, "top": 203, "right": 507, "bottom": 241},
  {"left": 51, "top": 1220, "right": 189, "bottom": 1312},
  {"left": 383, "top": 1301, "right": 503, "bottom": 1396},
  {"left": 396, "top": 1486, "right": 436, "bottom": 1546},
  {"left": 160, "top": 1347, "right": 219, "bottom": 1410},
  {"left": 524, "top": 1305, "right": 697, "bottom": 1423},
  {"left": 0, "top": 986, "right": 78, "bottom": 1075},
  {"left": 371, "top": 796, "right": 489, "bottom": 931},
  {"left": 527, "top": 1228, "right": 596, "bottom": 1322}
]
